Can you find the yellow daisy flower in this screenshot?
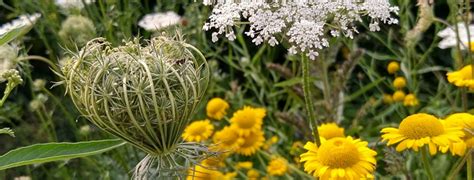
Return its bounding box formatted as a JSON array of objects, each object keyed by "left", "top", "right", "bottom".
[
  {"left": 300, "top": 137, "right": 377, "bottom": 179},
  {"left": 470, "top": 41, "right": 474, "bottom": 52},
  {"left": 387, "top": 61, "right": 400, "bottom": 74},
  {"left": 383, "top": 94, "right": 393, "bottom": 104},
  {"left": 236, "top": 130, "right": 265, "bottom": 156},
  {"left": 247, "top": 169, "right": 260, "bottom": 179},
  {"left": 447, "top": 65, "right": 474, "bottom": 90},
  {"left": 206, "top": 97, "right": 230, "bottom": 120},
  {"left": 182, "top": 120, "right": 214, "bottom": 142},
  {"left": 317, "top": 123, "right": 345, "bottom": 139},
  {"left": 266, "top": 157, "right": 288, "bottom": 176},
  {"left": 443, "top": 113, "right": 474, "bottom": 156},
  {"left": 392, "top": 77, "right": 407, "bottom": 89},
  {"left": 212, "top": 126, "right": 244, "bottom": 152},
  {"left": 230, "top": 106, "right": 266, "bottom": 136},
  {"left": 403, "top": 93, "right": 419, "bottom": 107},
  {"left": 380, "top": 113, "right": 464, "bottom": 155},
  {"left": 392, "top": 90, "right": 405, "bottom": 102}
]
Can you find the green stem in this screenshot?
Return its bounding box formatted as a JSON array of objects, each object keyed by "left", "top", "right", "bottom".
[
  {"left": 301, "top": 55, "right": 321, "bottom": 146},
  {"left": 421, "top": 147, "right": 434, "bottom": 180},
  {"left": 17, "top": 56, "right": 61, "bottom": 73},
  {"left": 468, "top": 153, "right": 473, "bottom": 180},
  {"left": 0, "top": 82, "right": 14, "bottom": 107}
]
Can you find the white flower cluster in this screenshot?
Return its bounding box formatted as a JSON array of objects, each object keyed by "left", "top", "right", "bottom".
[
  {"left": 55, "top": 0, "right": 95, "bottom": 10},
  {"left": 437, "top": 23, "right": 474, "bottom": 50},
  {"left": 203, "top": 0, "right": 399, "bottom": 59},
  {"left": 138, "top": 11, "right": 182, "bottom": 32},
  {"left": 0, "top": 13, "right": 41, "bottom": 37}
]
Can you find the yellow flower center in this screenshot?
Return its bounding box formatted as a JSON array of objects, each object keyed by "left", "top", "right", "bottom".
[
  {"left": 220, "top": 131, "right": 239, "bottom": 146},
  {"left": 234, "top": 113, "right": 257, "bottom": 129},
  {"left": 241, "top": 133, "right": 260, "bottom": 148},
  {"left": 188, "top": 124, "right": 207, "bottom": 136},
  {"left": 317, "top": 138, "right": 360, "bottom": 168},
  {"left": 399, "top": 113, "right": 444, "bottom": 139}
]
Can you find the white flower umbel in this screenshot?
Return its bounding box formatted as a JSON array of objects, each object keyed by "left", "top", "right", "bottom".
[
  {"left": 0, "top": 13, "right": 41, "bottom": 37},
  {"left": 138, "top": 11, "right": 182, "bottom": 31},
  {"left": 437, "top": 22, "right": 474, "bottom": 50},
  {"left": 203, "top": 0, "right": 399, "bottom": 59},
  {"left": 55, "top": 0, "right": 95, "bottom": 10}
]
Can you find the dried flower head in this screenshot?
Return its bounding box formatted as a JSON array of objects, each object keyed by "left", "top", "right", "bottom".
[
  {"left": 203, "top": 0, "right": 398, "bottom": 59},
  {"left": 62, "top": 36, "right": 210, "bottom": 179}
]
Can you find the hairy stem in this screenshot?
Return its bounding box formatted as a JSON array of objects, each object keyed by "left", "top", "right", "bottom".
[{"left": 301, "top": 54, "right": 321, "bottom": 146}]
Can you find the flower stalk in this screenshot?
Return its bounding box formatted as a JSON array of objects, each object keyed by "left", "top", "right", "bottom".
[
  {"left": 421, "top": 147, "right": 434, "bottom": 180},
  {"left": 301, "top": 54, "right": 321, "bottom": 146}
]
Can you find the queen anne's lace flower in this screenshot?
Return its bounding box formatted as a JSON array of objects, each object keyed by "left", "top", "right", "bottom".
[
  {"left": 138, "top": 11, "right": 182, "bottom": 31},
  {"left": 203, "top": 0, "right": 398, "bottom": 59},
  {"left": 0, "top": 13, "right": 41, "bottom": 37}
]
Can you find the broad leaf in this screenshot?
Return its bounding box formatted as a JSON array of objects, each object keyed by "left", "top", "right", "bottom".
[{"left": 0, "top": 139, "right": 126, "bottom": 170}]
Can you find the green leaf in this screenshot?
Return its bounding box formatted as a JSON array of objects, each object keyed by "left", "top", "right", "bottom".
[
  {"left": 345, "top": 77, "right": 385, "bottom": 102},
  {"left": 365, "top": 51, "right": 398, "bottom": 61},
  {"left": 274, "top": 77, "right": 303, "bottom": 87},
  {"left": 0, "top": 139, "right": 126, "bottom": 170}
]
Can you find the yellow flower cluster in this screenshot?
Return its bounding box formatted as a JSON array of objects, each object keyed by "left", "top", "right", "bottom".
[
  {"left": 185, "top": 98, "right": 269, "bottom": 179},
  {"left": 383, "top": 61, "right": 419, "bottom": 106},
  {"left": 182, "top": 97, "right": 232, "bottom": 142},
  {"left": 381, "top": 113, "right": 464, "bottom": 155},
  {"left": 447, "top": 65, "right": 474, "bottom": 90},
  {"left": 215, "top": 106, "right": 266, "bottom": 156},
  {"left": 300, "top": 123, "right": 377, "bottom": 179}
]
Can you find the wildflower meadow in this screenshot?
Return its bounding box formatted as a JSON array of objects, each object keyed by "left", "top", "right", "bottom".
[{"left": 1, "top": 0, "right": 474, "bottom": 179}]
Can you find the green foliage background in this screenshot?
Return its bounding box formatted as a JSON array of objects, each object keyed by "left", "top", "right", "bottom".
[{"left": 0, "top": 0, "right": 472, "bottom": 179}]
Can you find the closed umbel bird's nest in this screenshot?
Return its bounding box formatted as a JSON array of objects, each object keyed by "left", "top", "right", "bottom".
[{"left": 62, "top": 36, "right": 210, "bottom": 179}]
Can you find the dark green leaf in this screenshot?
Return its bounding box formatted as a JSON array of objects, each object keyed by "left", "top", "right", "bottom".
[{"left": 0, "top": 139, "right": 126, "bottom": 170}]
